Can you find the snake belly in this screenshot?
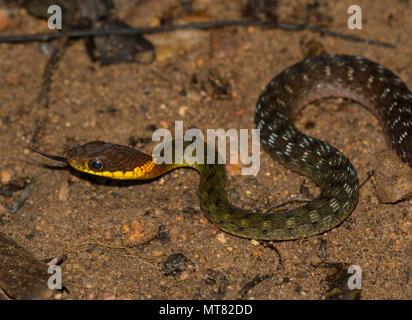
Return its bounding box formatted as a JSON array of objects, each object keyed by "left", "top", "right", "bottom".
[
  {"left": 197, "top": 54, "right": 412, "bottom": 240},
  {"left": 63, "top": 54, "right": 412, "bottom": 241}
]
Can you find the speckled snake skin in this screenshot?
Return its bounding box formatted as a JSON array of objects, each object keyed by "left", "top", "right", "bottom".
[
  {"left": 199, "top": 54, "right": 411, "bottom": 240},
  {"left": 243, "top": 54, "right": 412, "bottom": 239}
]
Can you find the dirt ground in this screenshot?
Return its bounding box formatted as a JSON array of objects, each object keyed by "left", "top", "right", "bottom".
[{"left": 0, "top": 0, "right": 411, "bottom": 300}]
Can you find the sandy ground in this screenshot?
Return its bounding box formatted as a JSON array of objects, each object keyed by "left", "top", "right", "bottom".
[{"left": 0, "top": 0, "right": 411, "bottom": 299}]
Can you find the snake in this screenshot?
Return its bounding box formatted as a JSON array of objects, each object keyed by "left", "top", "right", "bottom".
[{"left": 26, "top": 54, "right": 412, "bottom": 241}]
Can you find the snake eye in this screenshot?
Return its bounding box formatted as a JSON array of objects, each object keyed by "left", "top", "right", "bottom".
[{"left": 90, "top": 159, "right": 103, "bottom": 171}]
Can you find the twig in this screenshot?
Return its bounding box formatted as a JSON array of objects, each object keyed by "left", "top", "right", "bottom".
[
  {"left": 360, "top": 171, "right": 373, "bottom": 188},
  {"left": 9, "top": 178, "right": 35, "bottom": 214},
  {"left": 239, "top": 273, "right": 274, "bottom": 299},
  {"left": 76, "top": 241, "right": 157, "bottom": 268},
  {"left": 38, "top": 37, "right": 70, "bottom": 107},
  {"left": 0, "top": 20, "right": 396, "bottom": 48}
]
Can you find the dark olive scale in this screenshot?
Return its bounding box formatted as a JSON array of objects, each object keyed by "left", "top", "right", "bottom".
[{"left": 48, "top": 54, "right": 411, "bottom": 241}]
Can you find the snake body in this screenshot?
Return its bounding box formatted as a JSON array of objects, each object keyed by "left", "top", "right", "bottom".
[{"left": 32, "top": 54, "right": 412, "bottom": 240}]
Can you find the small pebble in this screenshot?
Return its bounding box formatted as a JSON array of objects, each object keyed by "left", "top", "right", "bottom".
[
  {"left": 216, "top": 232, "right": 227, "bottom": 244},
  {"left": 371, "top": 150, "right": 412, "bottom": 203},
  {"left": 250, "top": 239, "right": 260, "bottom": 246},
  {"left": 252, "top": 249, "right": 262, "bottom": 258},
  {"left": 178, "top": 106, "right": 189, "bottom": 116},
  {"left": 0, "top": 170, "right": 12, "bottom": 185},
  {"left": 178, "top": 271, "right": 190, "bottom": 281}
]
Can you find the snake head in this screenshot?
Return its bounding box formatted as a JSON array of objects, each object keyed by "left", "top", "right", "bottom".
[
  {"left": 67, "top": 141, "right": 110, "bottom": 173},
  {"left": 67, "top": 141, "right": 154, "bottom": 179}
]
